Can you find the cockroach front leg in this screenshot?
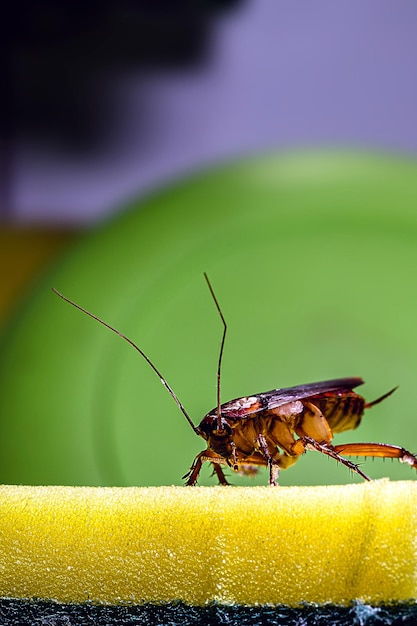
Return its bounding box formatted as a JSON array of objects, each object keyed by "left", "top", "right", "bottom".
[
  {"left": 183, "top": 449, "right": 229, "bottom": 486},
  {"left": 333, "top": 443, "right": 417, "bottom": 470}
]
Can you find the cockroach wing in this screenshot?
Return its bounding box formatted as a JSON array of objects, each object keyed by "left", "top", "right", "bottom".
[
  {"left": 208, "top": 378, "right": 364, "bottom": 421},
  {"left": 259, "top": 377, "right": 364, "bottom": 411}
]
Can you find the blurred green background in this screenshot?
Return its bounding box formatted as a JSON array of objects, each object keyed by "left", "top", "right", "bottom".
[{"left": 1, "top": 150, "right": 417, "bottom": 487}]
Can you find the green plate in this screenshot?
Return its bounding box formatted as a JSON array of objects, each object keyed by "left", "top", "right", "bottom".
[{"left": 1, "top": 150, "right": 417, "bottom": 487}]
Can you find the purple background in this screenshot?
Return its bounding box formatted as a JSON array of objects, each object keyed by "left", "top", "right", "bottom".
[{"left": 12, "top": 0, "right": 417, "bottom": 223}]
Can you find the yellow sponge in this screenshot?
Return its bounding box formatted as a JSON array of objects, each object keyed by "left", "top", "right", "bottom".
[{"left": 0, "top": 480, "right": 416, "bottom": 606}]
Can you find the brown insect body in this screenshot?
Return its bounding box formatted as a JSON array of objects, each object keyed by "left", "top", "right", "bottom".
[
  {"left": 53, "top": 279, "right": 417, "bottom": 487},
  {"left": 185, "top": 377, "right": 412, "bottom": 485}
]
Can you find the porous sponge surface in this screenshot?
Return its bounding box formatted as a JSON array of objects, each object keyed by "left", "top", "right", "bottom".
[{"left": 0, "top": 481, "right": 416, "bottom": 606}]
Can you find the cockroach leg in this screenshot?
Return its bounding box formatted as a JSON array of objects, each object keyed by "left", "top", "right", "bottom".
[
  {"left": 333, "top": 442, "right": 417, "bottom": 470},
  {"left": 183, "top": 450, "right": 228, "bottom": 486},
  {"left": 211, "top": 463, "right": 230, "bottom": 486},
  {"left": 182, "top": 454, "right": 203, "bottom": 486},
  {"left": 302, "top": 436, "right": 371, "bottom": 481},
  {"left": 231, "top": 440, "right": 238, "bottom": 470},
  {"left": 256, "top": 433, "right": 270, "bottom": 460},
  {"left": 269, "top": 462, "right": 280, "bottom": 487},
  {"left": 255, "top": 434, "right": 281, "bottom": 486}
]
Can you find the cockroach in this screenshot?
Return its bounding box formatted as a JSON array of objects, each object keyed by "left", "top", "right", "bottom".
[{"left": 52, "top": 276, "right": 417, "bottom": 486}]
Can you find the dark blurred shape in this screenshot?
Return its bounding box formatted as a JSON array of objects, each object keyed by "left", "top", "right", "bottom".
[
  {"left": 2, "top": 1, "right": 240, "bottom": 150},
  {"left": 0, "top": 0, "right": 242, "bottom": 219}
]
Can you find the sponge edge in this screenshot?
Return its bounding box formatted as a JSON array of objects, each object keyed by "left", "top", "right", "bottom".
[{"left": 0, "top": 481, "right": 416, "bottom": 606}]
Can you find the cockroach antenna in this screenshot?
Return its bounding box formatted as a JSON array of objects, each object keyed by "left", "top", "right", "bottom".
[
  {"left": 203, "top": 272, "right": 227, "bottom": 431},
  {"left": 51, "top": 287, "right": 199, "bottom": 434}
]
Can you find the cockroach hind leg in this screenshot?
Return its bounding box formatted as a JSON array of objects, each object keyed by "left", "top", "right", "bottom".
[
  {"left": 333, "top": 443, "right": 417, "bottom": 471},
  {"left": 402, "top": 451, "right": 417, "bottom": 469},
  {"left": 303, "top": 437, "right": 372, "bottom": 481}
]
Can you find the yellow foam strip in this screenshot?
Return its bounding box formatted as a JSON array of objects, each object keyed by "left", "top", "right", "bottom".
[{"left": 0, "top": 481, "right": 416, "bottom": 606}]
